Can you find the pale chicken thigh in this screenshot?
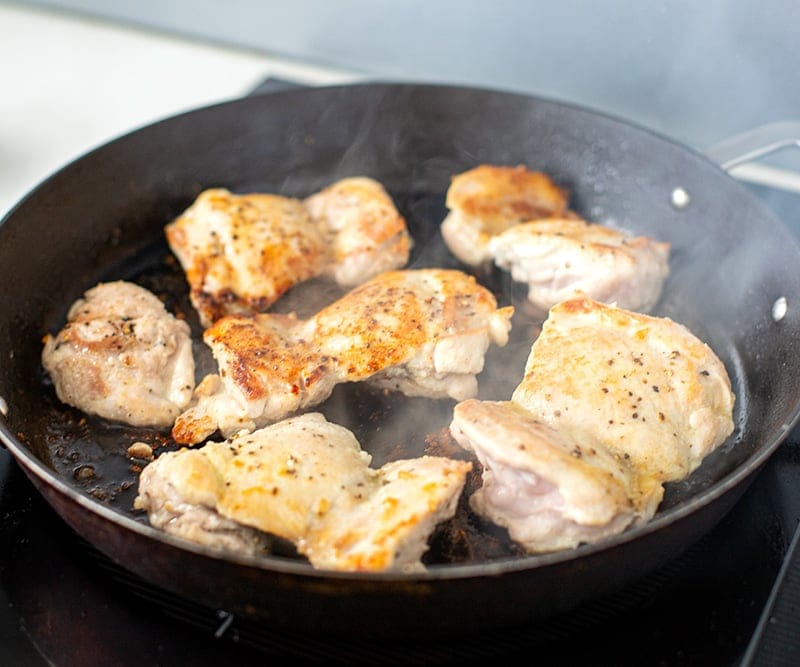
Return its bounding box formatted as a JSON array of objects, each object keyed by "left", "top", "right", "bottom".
[
  {"left": 304, "top": 176, "right": 412, "bottom": 286},
  {"left": 488, "top": 217, "right": 671, "bottom": 314},
  {"left": 41, "top": 281, "right": 195, "bottom": 428},
  {"left": 166, "top": 179, "right": 411, "bottom": 327},
  {"left": 172, "top": 269, "right": 514, "bottom": 445},
  {"left": 449, "top": 297, "right": 735, "bottom": 553},
  {"left": 450, "top": 399, "right": 645, "bottom": 553},
  {"left": 135, "top": 412, "right": 472, "bottom": 572},
  {"left": 440, "top": 164, "right": 569, "bottom": 267}
]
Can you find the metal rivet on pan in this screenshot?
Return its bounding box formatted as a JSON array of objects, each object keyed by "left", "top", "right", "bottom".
[
  {"left": 772, "top": 296, "right": 788, "bottom": 322},
  {"left": 671, "top": 187, "right": 691, "bottom": 209},
  {"left": 0, "top": 396, "right": 7, "bottom": 416}
]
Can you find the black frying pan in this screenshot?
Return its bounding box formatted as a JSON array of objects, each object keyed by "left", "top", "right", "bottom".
[{"left": 1, "top": 83, "right": 800, "bottom": 638}]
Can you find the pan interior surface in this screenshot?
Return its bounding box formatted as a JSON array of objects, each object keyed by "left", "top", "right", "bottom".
[{"left": 2, "top": 83, "right": 800, "bottom": 590}]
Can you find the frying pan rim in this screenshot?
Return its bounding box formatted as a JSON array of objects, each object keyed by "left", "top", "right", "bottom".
[{"left": 1, "top": 81, "right": 799, "bottom": 583}]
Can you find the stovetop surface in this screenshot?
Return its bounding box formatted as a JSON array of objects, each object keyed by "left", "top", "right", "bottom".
[{"left": 3, "top": 81, "right": 800, "bottom": 666}]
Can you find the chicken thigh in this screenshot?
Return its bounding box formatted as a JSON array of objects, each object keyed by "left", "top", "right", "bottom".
[
  {"left": 449, "top": 297, "right": 735, "bottom": 553},
  {"left": 304, "top": 176, "right": 412, "bottom": 286},
  {"left": 41, "top": 281, "right": 195, "bottom": 428},
  {"left": 488, "top": 217, "right": 670, "bottom": 314},
  {"left": 440, "top": 164, "right": 569, "bottom": 267},
  {"left": 165, "top": 189, "right": 329, "bottom": 327},
  {"left": 166, "top": 178, "right": 410, "bottom": 327},
  {"left": 136, "top": 412, "right": 472, "bottom": 572},
  {"left": 172, "top": 269, "right": 514, "bottom": 445},
  {"left": 440, "top": 165, "right": 670, "bottom": 314},
  {"left": 450, "top": 399, "right": 643, "bottom": 552}
]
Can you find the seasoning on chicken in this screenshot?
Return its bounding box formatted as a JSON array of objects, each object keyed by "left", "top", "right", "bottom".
[
  {"left": 488, "top": 217, "right": 671, "bottom": 314},
  {"left": 170, "top": 313, "right": 335, "bottom": 445},
  {"left": 165, "top": 189, "right": 328, "bottom": 328},
  {"left": 449, "top": 297, "right": 735, "bottom": 553},
  {"left": 135, "top": 412, "right": 472, "bottom": 572},
  {"left": 304, "top": 176, "right": 412, "bottom": 286},
  {"left": 440, "top": 165, "right": 671, "bottom": 314},
  {"left": 41, "top": 281, "right": 195, "bottom": 428},
  {"left": 165, "top": 178, "right": 411, "bottom": 327},
  {"left": 172, "top": 269, "right": 514, "bottom": 445},
  {"left": 440, "top": 164, "right": 569, "bottom": 267}
]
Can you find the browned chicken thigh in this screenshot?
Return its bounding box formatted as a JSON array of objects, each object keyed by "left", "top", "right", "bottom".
[
  {"left": 172, "top": 269, "right": 514, "bottom": 445},
  {"left": 449, "top": 297, "right": 735, "bottom": 553},
  {"left": 166, "top": 189, "right": 328, "bottom": 327},
  {"left": 166, "top": 178, "right": 411, "bottom": 327}
]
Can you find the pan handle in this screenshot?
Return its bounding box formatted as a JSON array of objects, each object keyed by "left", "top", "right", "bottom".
[
  {"left": 705, "top": 122, "right": 800, "bottom": 194},
  {"left": 706, "top": 121, "right": 800, "bottom": 169}
]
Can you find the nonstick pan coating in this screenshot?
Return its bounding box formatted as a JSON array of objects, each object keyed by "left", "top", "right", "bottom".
[{"left": 2, "top": 83, "right": 800, "bottom": 636}]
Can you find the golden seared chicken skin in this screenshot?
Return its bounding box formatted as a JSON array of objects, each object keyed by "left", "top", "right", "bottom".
[
  {"left": 165, "top": 189, "right": 328, "bottom": 328},
  {"left": 170, "top": 313, "right": 334, "bottom": 444},
  {"left": 41, "top": 281, "right": 195, "bottom": 428},
  {"left": 136, "top": 412, "right": 472, "bottom": 572},
  {"left": 440, "top": 164, "right": 569, "bottom": 267},
  {"left": 450, "top": 297, "right": 735, "bottom": 553},
  {"left": 166, "top": 178, "right": 410, "bottom": 327},
  {"left": 310, "top": 268, "right": 513, "bottom": 399},
  {"left": 489, "top": 217, "right": 670, "bottom": 314},
  {"left": 172, "top": 269, "right": 514, "bottom": 445}
]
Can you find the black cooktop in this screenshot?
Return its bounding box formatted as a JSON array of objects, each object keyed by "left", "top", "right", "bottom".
[{"left": 2, "top": 80, "right": 800, "bottom": 666}]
